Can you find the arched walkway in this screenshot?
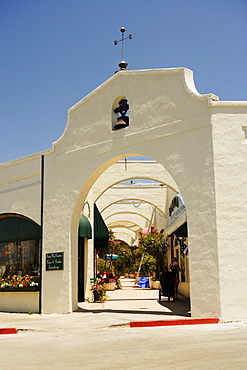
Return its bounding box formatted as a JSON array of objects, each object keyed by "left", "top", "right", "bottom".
[{"left": 79, "top": 277, "right": 190, "bottom": 318}]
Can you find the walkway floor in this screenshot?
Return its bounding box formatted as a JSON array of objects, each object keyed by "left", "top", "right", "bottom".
[{"left": 78, "top": 278, "right": 191, "bottom": 320}]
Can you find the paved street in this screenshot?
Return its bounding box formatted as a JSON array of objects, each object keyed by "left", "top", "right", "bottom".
[{"left": 0, "top": 279, "right": 247, "bottom": 369}]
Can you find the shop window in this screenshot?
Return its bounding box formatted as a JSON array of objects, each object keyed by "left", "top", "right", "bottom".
[{"left": 0, "top": 240, "right": 40, "bottom": 279}]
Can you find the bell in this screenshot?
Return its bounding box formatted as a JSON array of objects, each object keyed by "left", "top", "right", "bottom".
[{"left": 114, "top": 115, "right": 129, "bottom": 130}]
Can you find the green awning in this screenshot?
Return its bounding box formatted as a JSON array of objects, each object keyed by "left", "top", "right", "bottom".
[
  {"left": 78, "top": 215, "right": 92, "bottom": 239},
  {"left": 0, "top": 214, "right": 41, "bottom": 243},
  {"left": 94, "top": 204, "right": 109, "bottom": 249}
]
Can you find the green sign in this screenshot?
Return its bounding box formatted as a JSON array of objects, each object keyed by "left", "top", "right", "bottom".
[{"left": 46, "top": 252, "right": 64, "bottom": 271}]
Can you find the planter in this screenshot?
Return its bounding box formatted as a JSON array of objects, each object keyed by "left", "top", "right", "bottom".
[
  {"left": 0, "top": 286, "right": 40, "bottom": 292},
  {"left": 103, "top": 283, "right": 115, "bottom": 291},
  {"left": 93, "top": 290, "right": 100, "bottom": 302},
  {"left": 0, "top": 291, "right": 39, "bottom": 313},
  {"left": 151, "top": 281, "right": 160, "bottom": 290}
]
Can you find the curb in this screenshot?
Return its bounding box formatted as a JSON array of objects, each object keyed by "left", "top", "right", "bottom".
[
  {"left": 0, "top": 328, "right": 18, "bottom": 335},
  {"left": 129, "top": 317, "right": 220, "bottom": 328}
]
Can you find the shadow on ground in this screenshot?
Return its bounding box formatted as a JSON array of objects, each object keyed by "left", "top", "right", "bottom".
[{"left": 76, "top": 294, "right": 191, "bottom": 317}]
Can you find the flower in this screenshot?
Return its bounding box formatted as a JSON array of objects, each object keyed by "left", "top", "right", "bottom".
[
  {"left": 90, "top": 279, "right": 108, "bottom": 302},
  {"left": 30, "top": 282, "right": 38, "bottom": 286},
  {"left": 0, "top": 274, "right": 40, "bottom": 289}
]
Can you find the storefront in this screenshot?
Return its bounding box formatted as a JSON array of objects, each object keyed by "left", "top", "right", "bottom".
[{"left": 0, "top": 214, "right": 41, "bottom": 312}]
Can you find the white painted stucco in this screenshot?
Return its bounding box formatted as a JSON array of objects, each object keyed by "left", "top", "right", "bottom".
[
  {"left": 0, "top": 292, "right": 39, "bottom": 313},
  {"left": 0, "top": 68, "right": 246, "bottom": 320}
]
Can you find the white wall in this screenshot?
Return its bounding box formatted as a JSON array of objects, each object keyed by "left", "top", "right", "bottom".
[
  {"left": 0, "top": 153, "right": 46, "bottom": 222},
  {"left": 1, "top": 68, "right": 246, "bottom": 321},
  {"left": 211, "top": 106, "right": 247, "bottom": 321},
  {"left": 47, "top": 68, "right": 221, "bottom": 317},
  {"left": 0, "top": 292, "right": 39, "bottom": 313}
]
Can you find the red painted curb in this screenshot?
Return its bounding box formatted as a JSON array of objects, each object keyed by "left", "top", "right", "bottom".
[
  {"left": 130, "top": 318, "right": 220, "bottom": 328},
  {"left": 0, "top": 328, "right": 18, "bottom": 334}
]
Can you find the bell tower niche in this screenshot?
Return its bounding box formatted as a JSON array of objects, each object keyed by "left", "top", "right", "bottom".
[{"left": 112, "top": 97, "right": 129, "bottom": 130}]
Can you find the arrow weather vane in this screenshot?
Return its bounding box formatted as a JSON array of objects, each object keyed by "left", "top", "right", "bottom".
[{"left": 114, "top": 27, "right": 132, "bottom": 70}]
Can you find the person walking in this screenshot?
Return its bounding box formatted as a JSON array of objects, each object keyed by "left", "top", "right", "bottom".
[{"left": 169, "top": 257, "right": 180, "bottom": 299}]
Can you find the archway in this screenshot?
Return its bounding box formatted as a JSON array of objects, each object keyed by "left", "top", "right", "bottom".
[
  {"left": 73, "top": 154, "right": 189, "bottom": 311},
  {"left": 38, "top": 69, "right": 221, "bottom": 317},
  {"left": 62, "top": 136, "right": 219, "bottom": 319}
]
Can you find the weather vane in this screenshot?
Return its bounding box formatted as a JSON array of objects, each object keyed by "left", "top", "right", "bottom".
[{"left": 114, "top": 27, "right": 132, "bottom": 70}]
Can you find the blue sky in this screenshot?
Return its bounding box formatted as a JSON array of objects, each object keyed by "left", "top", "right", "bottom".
[{"left": 1, "top": 0, "right": 246, "bottom": 163}]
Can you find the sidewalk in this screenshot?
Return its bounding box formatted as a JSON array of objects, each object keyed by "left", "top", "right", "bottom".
[
  {"left": 78, "top": 278, "right": 191, "bottom": 321},
  {"left": 0, "top": 278, "right": 246, "bottom": 369},
  {"left": 0, "top": 279, "right": 193, "bottom": 338},
  {"left": 0, "top": 278, "right": 191, "bottom": 332}
]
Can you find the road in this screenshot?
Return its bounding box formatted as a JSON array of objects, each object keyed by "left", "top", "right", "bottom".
[
  {"left": 0, "top": 279, "right": 246, "bottom": 369},
  {"left": 0, "top": 312, "right": 247, "bottom": 369}
]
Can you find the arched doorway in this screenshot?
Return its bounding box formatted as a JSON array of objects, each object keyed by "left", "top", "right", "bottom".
[
  {"left": 78, "top": 215, "right": 92, "bottom": 302},
  {"left": 74, "top": 155, "right": 189, "bottom": 309},
  {"left": 40, "top": 69, "right": 221, "bottom": 318}
]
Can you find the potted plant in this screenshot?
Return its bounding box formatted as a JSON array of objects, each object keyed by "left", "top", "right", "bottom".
[
  {"left": 103, "top": 281, "right": 116, "bottom": 291},
  {"left": 150, "top": 278, "right": 160, "bottom": 290},
  {"left": 90, "top": 281, "right": 108, "bottom": 302},
  {"left": 101, "top": 273, "right": 116, "bottom": 291}
]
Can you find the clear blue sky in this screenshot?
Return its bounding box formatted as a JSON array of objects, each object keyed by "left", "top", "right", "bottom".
[{"left": 1, "top": 0, "right": 246, "bottom": 163}]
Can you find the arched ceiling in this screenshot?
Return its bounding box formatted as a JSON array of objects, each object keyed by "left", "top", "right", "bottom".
[
  {"left": 86, "top": 160, "right": 178, "bottom": 205},
  {"left": 84, "top": 159, "right": 178, "bottom": 247}
]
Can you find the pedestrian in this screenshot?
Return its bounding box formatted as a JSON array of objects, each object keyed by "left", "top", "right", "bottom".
[{"left": 169, "top": 257, "right": 180, "bottom": 299}]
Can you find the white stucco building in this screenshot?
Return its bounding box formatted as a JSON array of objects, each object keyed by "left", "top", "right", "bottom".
[{"left": 0, "top": 67, "right": 246, "bottom": 321}]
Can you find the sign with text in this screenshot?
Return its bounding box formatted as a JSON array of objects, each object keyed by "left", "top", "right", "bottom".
[{"left": 46, "top": 252, "right": 64, "bottom": 271}]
